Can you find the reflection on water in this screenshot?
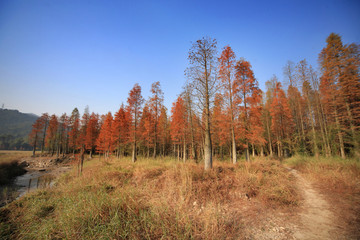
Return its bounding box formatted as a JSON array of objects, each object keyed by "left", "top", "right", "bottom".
[{"left": 15, "top": 171, "right": 55, "bottom": 198}]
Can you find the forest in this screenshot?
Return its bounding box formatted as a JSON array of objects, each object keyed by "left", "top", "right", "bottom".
[{"left": 29, "top": 33, "right": 360, "bottom": 169}]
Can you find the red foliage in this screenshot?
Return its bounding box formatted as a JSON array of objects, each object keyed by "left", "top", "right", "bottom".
[
  {"left": 85, "top": 112, "right": 100, "bottom": 153},
  {"left": 170, "top": 96, "right": 187, "bottom": 145},
  {"left": 96, "top": 112, "right": 113, "bottom": 157}
]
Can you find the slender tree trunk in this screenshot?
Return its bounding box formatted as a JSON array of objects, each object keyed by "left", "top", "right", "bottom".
[
  {"left": 334, "top": 102, "right": 345, "bottom": 159},
  {"left": 147, "top": 141, "right": 150, "bottom": 158},
  {"left": 345, "top": 102, "right": 360, "bottom": 157},
  {"left": 177, "top": 144, "right": 180, "bottom": 161},
  {"left": 277, "top": 138, "right": 281, "bottom": 158},
  {"left": 183, "top": 137, "right": 186, "bottom": 162},
  {"left": 252, "top": 143, "right": 255, "bottom": 157},
  {"left": 173, "top": 144, "right": 176, "bottom": 158},
  {"left": 316, "top": 97, "right": 329, "bottom": 156},
  {"left": 189, "top": 108, "right": 197, "bottom": 161},
  {"left": 32, "top": 134, "right": 37, "bottom": 156},
  {"left": 307, "top": 99, "right": 319, "bottom": 157},
  {"left": 153, "top": 120, "right": 157, "bottom": 158},
  {"left": 78, "top": 145, "right": 84, "bottom": 176},
  {"left": 298, "top": 101, "right": 306, "bottom": 150},
  {"left": 266, "top": 113, "right": 273, "bottom": 156},
  {"left": 41, "top": 122, "right": 48, "bottom": 156},
  {"left": 245, "top": 142, "right": 250, "bottom": 162},
  {"left": 320, "top": 101, "right": 332, "bottom": 155},
  {"left": 132, "top": 142, "right": 137, "bottom": 162},
  {"left": 229, "top": 85, "right": 237, "bottom": 164}
]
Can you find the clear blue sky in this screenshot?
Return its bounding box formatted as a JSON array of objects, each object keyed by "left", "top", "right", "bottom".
[{"left": 0, "top": 0, "right": 359, "bottom": 116}]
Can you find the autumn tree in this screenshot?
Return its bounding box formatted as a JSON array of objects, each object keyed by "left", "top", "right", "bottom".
[
  {"left": 149, "top": 81, "right": 164, "bottom": 158},
  {"left": 235, "top": 59, "right": 259, "bottom": 161},
  {"left": 69, "top": 108, "right": 80, "bottom": 156},
  {"left": 218, "top": 46, "right": 238, "bottom": 163},
  {"left": 248, "top": 86, "right": 265, "bottom": 157},
  {"left": 29, "top": 117, "right": 45, "bottom": 156},
  {"left": 86, "top": 112, "right": 99, "bottom": 158},
  {"left": 45, "top": 114, "right": 59, "bottom": 156},
  {"left": 112, "top": 104, "right": 130, "bottom": 158},
  {"left": 96, "top": 112, "right": 113, "bottom": 159},
  {"left": 263, "top": 77, "right": 277, "bottom": 156},
  {"left": 79, "top": 106, "right": 90, "bottom": 153},
  {"left": 39, "top": 113, "right": 49, "bottom": 155},
  {"left": 139, "top": 103, "right": 154, "bottom": 158},
  {"left": 296, "top": 59, "right": 319, "bottom": 157},
  {"left": 58, "top": 113, "right": 69, "bottom": 157},
  {"left": 158, "top": 106, "right": 170, "bottom": 157},
  {"left": 284, "top": 61, "right": 307, "bottom": 154},
  {"left": 212, "top": 93, "right": 231, "bottom": 159},
  {"left": 270, "top": 82, "right": 293, "bottom": 157},
  {"left": 319, "top": 33, "right": 351, "bottom": 158},
  {"left": 186, "top": 36, "right": 218, "bottom": 170},
  {"left": 127, "top": 83, "right": 144, "bottom": 162},
  {"left": 170, "top": 96, "right": 187, "bottom": 161},
  {"left": 183, "top": 84, "right": 198, "bottom": 161},
  {"left": 340, "top": 42, "right": 360, "bottom": 157}
]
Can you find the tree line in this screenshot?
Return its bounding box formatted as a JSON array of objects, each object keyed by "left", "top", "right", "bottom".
[{"left": 29, "top": 33, "right": 360, "bottom": 169}]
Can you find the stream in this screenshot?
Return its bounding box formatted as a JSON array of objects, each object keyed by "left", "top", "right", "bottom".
[
  {"left": 15, "top": 170, "right": 55, "bottom": 198},
  {"left": 1, "top": 166, "right": 71, "bottom": 207}
]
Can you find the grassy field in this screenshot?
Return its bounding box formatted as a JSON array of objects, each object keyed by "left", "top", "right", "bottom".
[
  {"left": 1, "top": 154, "right": 359, "bottom": 239},
  {"left": 0, "top": 151, "right": 32, "bottom": 164},
  {"left": 0, "top": 151, "right": 31, "bottom": 185},
  {"left": 0, "top": 156, "right": 299, "bottom": 239}
]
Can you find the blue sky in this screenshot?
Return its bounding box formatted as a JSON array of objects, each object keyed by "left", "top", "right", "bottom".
[{"left": 0, "top": 0, "right": 359, "bottom": 116}]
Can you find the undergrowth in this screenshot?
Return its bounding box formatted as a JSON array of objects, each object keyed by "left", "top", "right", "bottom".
[{"left": 1, "top": 157, "right": 299, "bottom": 239}]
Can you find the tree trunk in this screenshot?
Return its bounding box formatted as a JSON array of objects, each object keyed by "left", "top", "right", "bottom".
[
  {"left": 266, "top": 113, "right": 273, "bottom": 156},
  {"left": 153, "top": 124, "right": 157, "bottom": 158},
  {"left": 298, "top": 101, "right": 306, "bottom": 151},
  {"left": 277, "top": 137, "right": 281, "bottom": 158},
  {"left": 189, "top": 111, "right": 197, "bottom": 161},
  {"left": 32, "top": 134, "right": 37, "bottom": 156},
  {"left": 177, "top": 144, "right": 180, "bottom": 161},
  {"left": 183, "top": 137, "right": 186, "bottom": 163},
  {"left": 345, "top": 102, "right": 359, "bottom": 157},
  {"left": 132, "top": 142, "right": 137, "bottom": 162},
  {"left": 245, "top": 142, "right": 250, "bottom": 162},
  {"left": 334, "top": 103, "right": 345, "bottom": 159},
  {"left": 307, "top": 99, "right": 319, "bottom": 157},
  {"left": 41, "top": 121, "right": 48, "bottom": 155},
  {"left": 79, "top": 146, "right": 84, "bottom": 176}
]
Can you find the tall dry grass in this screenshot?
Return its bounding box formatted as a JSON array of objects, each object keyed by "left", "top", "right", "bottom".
[
  {"left": 0, "top": 150, "right": 32, "bottom": 164},
  {"left": 1, "top": 157, "right": 299, "bottom": 239}
]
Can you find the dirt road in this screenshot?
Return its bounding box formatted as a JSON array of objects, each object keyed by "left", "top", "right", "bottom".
[{"left": 289, "top": 168, "right": 343, "bottom": 239}]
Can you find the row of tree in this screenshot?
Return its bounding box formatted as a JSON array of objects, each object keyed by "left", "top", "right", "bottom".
[{"left": 29, "top": 33, "right": 359, "bottom": 169}]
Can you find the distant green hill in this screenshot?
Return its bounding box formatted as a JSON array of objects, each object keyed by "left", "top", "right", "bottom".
[{"left": 0, "top": 109, "right": 38, "bottom": 150}]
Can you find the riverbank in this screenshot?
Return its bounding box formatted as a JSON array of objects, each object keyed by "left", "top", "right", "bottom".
[{"left": 0, "top": 151, "right": 73, "bottom": 207}]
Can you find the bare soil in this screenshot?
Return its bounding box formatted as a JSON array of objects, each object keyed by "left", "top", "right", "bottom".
[{"left": 288, "top": 168, "right": 350, "bottom": 240}]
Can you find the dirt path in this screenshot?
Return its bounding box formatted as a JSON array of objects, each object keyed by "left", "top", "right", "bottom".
[{"left": 288, "top": 168, "right": 340, "bottom": 240}]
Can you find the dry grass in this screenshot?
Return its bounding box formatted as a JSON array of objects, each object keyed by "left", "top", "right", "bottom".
[
  {"left": 0, "top": 150, "right": 32, "bottom": 164},
  {"left": 1, "top": 157, "right": 299, "bottom": 239},
  {"left": 0, "top": 151, "right": 30, "bottom": 185}
]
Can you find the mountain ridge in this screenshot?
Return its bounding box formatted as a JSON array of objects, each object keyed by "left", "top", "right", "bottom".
[{"left": 0, "top": 108, "right": 38, "bottom": 150}]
